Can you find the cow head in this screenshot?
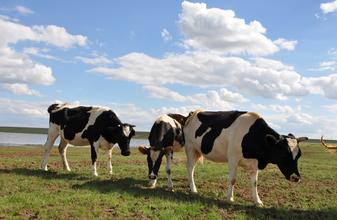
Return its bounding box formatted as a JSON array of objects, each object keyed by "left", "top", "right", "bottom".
[
  {"left": 266, "top": 133, "right": 308, "bottom": 182},
  {"left": 105, "top": 123, "right": 135, "bottom": 156},
  {"left": 138, "top": 145, "right": 172, "bottom": 187}
]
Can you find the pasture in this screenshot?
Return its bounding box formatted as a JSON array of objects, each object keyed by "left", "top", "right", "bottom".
[{"left": 0, "top": 142, "right": 336, "bottom": 219}]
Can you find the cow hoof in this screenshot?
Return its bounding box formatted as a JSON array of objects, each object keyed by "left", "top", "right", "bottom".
[
  {"left": 168, "top": 187, "right": 174, "bottom": 192},
  {"left": 93, "top": 172, "right": 98, "bottom": 177},
  {"left": 65, "top": 167, "right": 71, "bottom": 172},
  {"left": 41, "top": 167, "right": 48, "bottom": 171},
  {"left": 148, "top": 184, "right": 156, "bottom": 189},
  {"left": 108, "top": 171, "right": 113, "bottom": 175},
  {"left": 227, "top": 197, "right": 235, "bottom": 203},
  {"left": 255, "top": 201, "right": 264, "bottom": 207}
]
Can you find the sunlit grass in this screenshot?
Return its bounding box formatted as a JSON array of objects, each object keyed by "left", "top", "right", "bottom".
[{"left": 0, "top": 142, "right": 336, "bottom": 219}]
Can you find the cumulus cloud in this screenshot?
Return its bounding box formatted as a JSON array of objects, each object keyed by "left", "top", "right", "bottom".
[
  {"left": 144, "top": 85, "right": 246, "bottom": 109},
  {"left": 179, "top": 1, "right": 279, "bottom": 56},
  {"left": 321, "top": 0, "right": 337, "bottom": 14},
  {"left": 0, "top": 98, "right": 47, "bottom": 118},
  {"left": 273, "top": 38, "right": 298, "bottom": 51},
  {"left": 0, "top": 18, "right": 87, "bottom": 48},
  {"left": 0, "top": 47, "right": 54, "bottom": 85},
  {"left": 161, "top": 28, "right": 172, "bottom": 42},
  {"left": 303, "top": 74, "right": 337, "bottom": 99},
  {"left": 90, "top": 52, "right": 308, "bottom": 100},
  {"left": 0, "top": 16, "right": 88, "bottom": 96}
]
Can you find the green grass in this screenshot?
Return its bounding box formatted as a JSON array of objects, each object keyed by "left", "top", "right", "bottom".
[{"left": 0, "top": 143, "right": 336, "bottom": 219}]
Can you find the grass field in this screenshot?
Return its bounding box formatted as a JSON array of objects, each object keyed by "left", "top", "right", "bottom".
[{"left": 0, "top": 142, "right": 336, "bottom": 219}]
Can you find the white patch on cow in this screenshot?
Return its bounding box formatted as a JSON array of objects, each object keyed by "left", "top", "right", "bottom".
[
  {"left": 286, "top": 138, "right": 299, "bottom": 160},
  {"left": 156, "top": 114, "right": 181, "bottom": 129},
  {"left": 123, "top": 125, "right": 131, "bottom": 137},
  {"left": 150, "top": 149, "right": 161, "bottom": 163}
]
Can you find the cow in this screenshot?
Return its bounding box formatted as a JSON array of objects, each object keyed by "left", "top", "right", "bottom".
[
  {"left": 41, "top": 103, "right": 135, "bottom": 176},
  {"left": 138, "top": 113, "right": 186, "bottom": 191},
  {"left": 183, "top": 109, "right": 308, "bottom": 206},
  {"left": 321, "top": 136, "right": 337, "bottom": 151}
]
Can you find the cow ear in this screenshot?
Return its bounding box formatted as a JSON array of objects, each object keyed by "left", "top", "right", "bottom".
[
  {"left": 265, "top": 134, "right": 278, "bottom": 146},
  {"left": 138, "top": 145, "right": 150, "bottom": 155},
  {"left": 297, "top": 137, "right": 309, "bottom": 143},
  {"left": 288, "top": 133, "right": 296, "bottom": 138}
]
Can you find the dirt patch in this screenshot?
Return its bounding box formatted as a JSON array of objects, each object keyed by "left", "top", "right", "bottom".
[{"left": 15, "top": 210, "right": 38, "bottom": 219}]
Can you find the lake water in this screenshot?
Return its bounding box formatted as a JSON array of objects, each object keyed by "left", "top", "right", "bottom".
[{"left": 0, "top": 132, "right": 148, "bottom": 147}]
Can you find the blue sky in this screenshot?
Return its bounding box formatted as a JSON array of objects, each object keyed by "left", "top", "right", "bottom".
[{"left": 0, "top": 1, "right": 337, "bottom": 139}]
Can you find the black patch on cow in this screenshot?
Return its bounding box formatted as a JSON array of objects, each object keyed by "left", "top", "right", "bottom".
[
  {"left": 82, "top": 110, "right": 122, "bottom": 143},
  {"left": 148, "top": 121, "right": 175, "bottom": 150},
  {"left": 241, "top": 118, "right": 280, "bottom": 169},
  {"left": 49, "top": 106, "right": 92, "bottom": 140},
  {"left": 195, "top": 111, "right": 247, "bottom": 154}
]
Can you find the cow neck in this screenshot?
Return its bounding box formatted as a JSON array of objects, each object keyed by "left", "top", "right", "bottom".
[{"left": 241, "top": 118, "right": 280, "bottom": 170}]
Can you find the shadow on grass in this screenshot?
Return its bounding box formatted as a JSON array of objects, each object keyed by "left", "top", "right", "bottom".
[
  {"left": 0, "top": 168, "right": 90, "bottom": 181},
  {"left": 73, "top": 177, "right": 337, "bottom": 220}
]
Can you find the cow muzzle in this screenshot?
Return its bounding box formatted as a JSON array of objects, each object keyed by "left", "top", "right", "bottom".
[
  {"left": 289, "top": 174, "right": 301, "bottom": 183},
  {"left": 121, "top": 150, "right": 131, "bottom": 156}
]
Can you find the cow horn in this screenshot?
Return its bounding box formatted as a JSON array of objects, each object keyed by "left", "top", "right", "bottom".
[{"left": 321, "top": 136, "right": 337, "bottom": 150}]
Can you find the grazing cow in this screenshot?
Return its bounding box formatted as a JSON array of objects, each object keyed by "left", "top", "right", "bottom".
[
  {"left": 183, "top": 110, "right": 308, "bottom": 206},
  {"left": 321, "top": 136, "right": 337, "bottom": 151},
  {"left": 138, "top": 114, "right": 186, "bottom": 191},
  {"left": 41, "top": 103, "right": 135, "bottom": 176}
]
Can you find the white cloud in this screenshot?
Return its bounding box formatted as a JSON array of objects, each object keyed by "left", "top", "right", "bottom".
[
  {"left": 144, "top": 85, "right": 246, "bottom": 110},
  {"left": 0, "top": 18, "right": 87, "bottom": 48},
  {"left": 0, "top": 98, "right": 47, "bottom": 118},
  {"left": 90, "top": 52, "right": 308, "bottom": 100},
  {"left": 76, "top": 53, "right": 112, "bottom": 65},
  {"left": 161, "top": 28, "right": 172, "bottom": 42},
  {"left": 320, "top": 0, "right": 337, "bottom": 14},
  {"left": 1, "top": 83, "right": 41, "bottom": 96},
  {"left": 324, "top": 104, "right": 337, "bottom": 113},
  {"left": 22, "top": 47, "right": 59, "bottom": 60},
  {"left": 328, "top": 48, "right": 337, "bottom": 56},
  {"left": 0, "top": 47, "right": 54, "bottom": 85},
  {"left": 15, "top": 6, "right": 34, "bottom": 15},
  {"left": 303, "top": 74, "right": 337, "bottom": 99},
  {"left": 0, "top": 16, "right": 88, "bottom": 96},
  {"left": 179, "top": 1, "right": 279, "bottom": 56},
  {"left": 273, "top": 38, "right": 298, "bottom": 51}
]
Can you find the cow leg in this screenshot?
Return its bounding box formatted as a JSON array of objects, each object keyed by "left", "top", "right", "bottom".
[
  {"left": 165, "top": 151, "right": 173, "bottom": 191},
  {"left": 249, "top": 167, "right": 263, "bottom": 206},
  {"left": 227, "top": 157, "right": 239, "bottom": 202},
  {"left": 90, "top": 142, "right": 99, "bottom": 176},
  {"left": 58, "top": 138, "right": 71, "bottom": 171},
  {"left": 107, "top": 149, "right": 113, "bottom": 175},
  {"left": 41, "top": 124, "right": 59, "bottom": 171},
  {"left": 185, "top": 148, "right": 198, "bottom": 193},
  {"left": 239, "top": 159, "right": 263, "bottom": 206}
]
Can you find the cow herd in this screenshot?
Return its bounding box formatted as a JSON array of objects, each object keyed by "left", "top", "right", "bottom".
[{"left": 41, "top": 102, "right": 322, "bottom": 206}]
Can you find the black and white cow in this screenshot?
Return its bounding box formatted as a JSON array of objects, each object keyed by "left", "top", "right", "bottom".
[
  {"left": 41, "top": 103, "right": 135, "bottom": 176},
  {"left": 138, "top": 114, "right": 186, "bottom": 191},
  {"left": 183, "top": 110, "right": 308, "bottom": 206}
]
